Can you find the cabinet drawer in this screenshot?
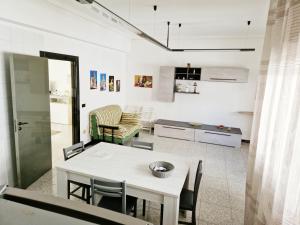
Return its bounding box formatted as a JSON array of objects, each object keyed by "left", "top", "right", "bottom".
[
  {"left": 154, "top": 124, "right": 194, "bottom": 141},
  {"left": 195, "top": 130, "right": 241, "bottom": 148}
]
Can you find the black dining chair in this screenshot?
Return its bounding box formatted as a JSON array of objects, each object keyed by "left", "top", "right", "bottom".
[
  {"left": 130, "top": 141, "right": 165, "bottom": 225},
  {"left": 178, "top": 160, "right": 203, "bottom": 225},
  {"left": 159, "top": 160, "right": 203, "bottom": 225},
  {"left": 130, "top": 141, "right": 157, "bottom": 217},
  {"left": 63, "top": 142, "right": 91, "bottom": 204},
  {"left": 90, "top": 178, "right": 137, "bottom": 217}
]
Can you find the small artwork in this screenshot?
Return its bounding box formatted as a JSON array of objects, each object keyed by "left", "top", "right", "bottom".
[
  {"left": 116, "top": 80, "right": 120, "bottom": 92},
  {"left": 134, "top": 75, "right": 153, "bottom": 88},
  {"left": 90, "top": 70, "right": 97, "bottom": 89},
  {"left": 109, "top": 76, "right": 114, "bottom": 92},
  {"left": 100, "top": 73, "right": 106, "bottom": 91}
]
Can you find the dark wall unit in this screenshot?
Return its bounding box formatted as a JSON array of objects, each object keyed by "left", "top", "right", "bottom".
[{"left": 175, "top": 67, "right": 201, "bottom": 80}]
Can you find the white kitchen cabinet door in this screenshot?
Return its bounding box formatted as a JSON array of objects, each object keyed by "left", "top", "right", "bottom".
[
  {"left": 201, "top": 67, "right": 249, "bottom": 83},
  {"left": 157, "top": 66, "right": 175, "bottom": 102}
]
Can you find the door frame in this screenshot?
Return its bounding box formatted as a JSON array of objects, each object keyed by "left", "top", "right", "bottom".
[{"left": 40, "top": 51, "right": 80, "bottom": 144}]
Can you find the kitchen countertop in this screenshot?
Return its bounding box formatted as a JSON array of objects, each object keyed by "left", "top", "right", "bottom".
[{"left": 155, "top": 119, "right": 242, "bottom": 135}]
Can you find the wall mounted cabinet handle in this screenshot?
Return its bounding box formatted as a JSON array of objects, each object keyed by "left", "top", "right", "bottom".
[
  {"left": 204, "top": 131, "right": 231, "bottom": 136},
  {"left": 162, "top": 126, "right": 186, "bottom": 130},
  {"left": 209, "top": 78, "right": 237, "bottom": 81}
]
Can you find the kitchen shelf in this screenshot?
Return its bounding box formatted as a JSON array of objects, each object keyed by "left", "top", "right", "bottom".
[{"left": 175, "top": 67, "right": 201, "bottom": 80}]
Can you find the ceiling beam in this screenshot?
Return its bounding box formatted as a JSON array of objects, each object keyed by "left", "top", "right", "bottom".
[{"left": 75, "top": 0, "right": 255, "bottom": 52}]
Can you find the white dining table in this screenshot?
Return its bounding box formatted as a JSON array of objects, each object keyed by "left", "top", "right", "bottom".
[{"left": 56, "top": 142, "right": 192, "bottom": 225}]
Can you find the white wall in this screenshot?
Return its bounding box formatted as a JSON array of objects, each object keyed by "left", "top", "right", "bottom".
[
  {"left": 0, "top": 0, "right": 131, "bottom": 186},
  {"left": 49, "top": 59, "right": 72, "bottom": 125},
  {"left": 126, "top": 37, "right": 265, "bottom": 140},
  {"left": 49, "top": 59, "right": 72, "bottom": 96}
]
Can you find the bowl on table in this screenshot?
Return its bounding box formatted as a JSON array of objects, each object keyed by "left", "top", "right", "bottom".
[{"left": 149, "top": 161, "right": 175, "bottom": 178}]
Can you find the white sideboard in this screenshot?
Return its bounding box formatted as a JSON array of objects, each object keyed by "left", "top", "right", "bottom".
[
  {"left": 154, "top": 124, "right": 195, "bottom": 141},
  {"left": 154, "top": 119, "right": 242, "bottom": 148},
  {"left": 194, "top": 129, "right": 242, "bottom": 148}
]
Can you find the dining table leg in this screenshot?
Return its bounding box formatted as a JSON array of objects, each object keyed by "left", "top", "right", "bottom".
[
  {"left": 163, "top": 195, "right": 179, "bottom": 225},
  {"left": 56, "top": 169, "right": 68, "bottom": 198}
]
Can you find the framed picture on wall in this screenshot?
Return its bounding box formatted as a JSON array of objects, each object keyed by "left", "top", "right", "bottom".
[
  {"left": 90, "top": 70, "right": 97, "bottom": 89},
  {"left": 100, "top": 73, "right": 106, "bottom": 91},
  {"left": 109, "top": 76, "right": 114, "bottom": 92},
  {"left": 116, "top": 80, "right": 120, "bottom": 92},
  {"left": 134, "top": 75, "right": 152, "bottom": 88}
]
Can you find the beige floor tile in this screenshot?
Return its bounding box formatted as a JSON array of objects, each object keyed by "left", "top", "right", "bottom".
[
  {"left": 231, "top": 208, "right": 244, "bottom": 225},
  {"left": 200, "top": 187, "right": 231, "bottom": 208},
  {"left": 200, "top": 202, "right": 232, "bottom": 225},
  {"left": 228, "top": 180, "right": 246, "bottom": 197},
  {"left": 198, "top": 220, "right": 211, "bottom": 225},
  {"left": 202, "top": 176, "right": 228, "bottom": 191},
  {"left": 230, "top": 195, "right": 245, "bottom": 210}
]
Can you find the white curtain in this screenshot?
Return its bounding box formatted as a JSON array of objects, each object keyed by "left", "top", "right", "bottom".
[{"left": 245, "top": 0, "right": 300, "bottom": 224}]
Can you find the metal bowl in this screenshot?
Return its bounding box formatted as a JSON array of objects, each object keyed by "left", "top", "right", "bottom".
[{"left": 149, "top": 161, "right": 175, "bottom": 178}]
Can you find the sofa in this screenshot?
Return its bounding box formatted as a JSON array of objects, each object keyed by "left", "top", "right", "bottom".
[{"left": 89, "top": 105, "right": 141, "bottom": 144}]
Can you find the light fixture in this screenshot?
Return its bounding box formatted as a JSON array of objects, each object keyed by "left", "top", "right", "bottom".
[
  {"left": 152, "top": 5, "right": 158, "bottom": 37},
  {"left": 74, "top": 0, "right": 255, "bottom": 52},
  {"left": 76, "top": 0, "right": 94, "bottom": 4},
  {"left": 167, "top": 21, "right": 171, "bottom": 47}
]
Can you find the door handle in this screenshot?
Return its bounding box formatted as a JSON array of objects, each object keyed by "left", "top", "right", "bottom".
[{"left": 18, "top": 122, "right": 29, "bottom": 126}]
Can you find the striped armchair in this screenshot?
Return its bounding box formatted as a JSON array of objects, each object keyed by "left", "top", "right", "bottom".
[{"left": 89, "top": 105, "right": 141, "bottom": 144}]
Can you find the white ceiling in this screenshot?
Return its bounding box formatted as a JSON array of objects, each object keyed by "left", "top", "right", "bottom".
[{"left": 96, "top": 0, "right": 270, "bottom": 39}]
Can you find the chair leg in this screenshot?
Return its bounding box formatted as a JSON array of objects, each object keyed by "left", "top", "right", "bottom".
[
  {"left": 86, "top": 187, "right": 90, "bottom": 204},
  {"left": 160, "top": 204, "right": 164, "bottom": 225},
  {"left": 67, "top": 181, "right": 70, "bottom": 199},
  {"left": 134, "top": 200, "right": 137, "bottom": 217},
  {"left": 143, "top": 199, "right": 146, "bottom": 216},
  {"left": 192, "top": 210, "right": 196, "bottom": 225},
  {"left": 82, "top": 186, "right": 86, "bottom": 201}
]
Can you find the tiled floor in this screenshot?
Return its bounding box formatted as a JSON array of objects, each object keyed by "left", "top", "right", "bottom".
[{"left": 27, "top": 131, "right": 249, "bottom": 225}]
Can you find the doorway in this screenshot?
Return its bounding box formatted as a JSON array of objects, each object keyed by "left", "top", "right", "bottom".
[{"left": 40, "top": 51, "right": 80, "bottom": 166}]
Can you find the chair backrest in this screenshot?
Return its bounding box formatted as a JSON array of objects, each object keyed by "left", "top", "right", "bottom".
[
  {"left": 193, "top": 160, "right": 203, "bottom": 209},
  {"left": 63, "top": 142, "right": 84, "bottom": 161},
  {"left": 90, "top": 105, "right": 122, "bottom": 125},
  {"left": 131, "top": 141, "right": 154, "bottom": 151},
  {"left": 140, "top": 106, "right": 154, "bottom": 122},
  {"left": 124, "top": 105, "right": 142, "bottom": 114},
  {"left": 91, "top": 179, "right": 126, "bottom": 214}
]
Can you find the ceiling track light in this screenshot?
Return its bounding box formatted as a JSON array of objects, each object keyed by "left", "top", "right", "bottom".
[
  {"left": 167, "top": 21, "right": 171, "bottom": 47},
  {"left": 74, "top": 0, "right": 255, "bottom": 52}
]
